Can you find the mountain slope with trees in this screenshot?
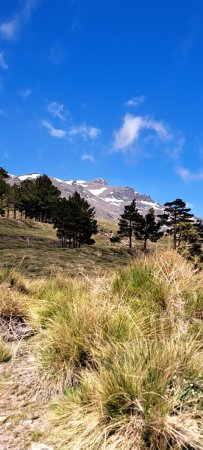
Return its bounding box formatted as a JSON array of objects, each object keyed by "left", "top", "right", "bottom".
[{"left": 7, "top": 171, "right": 164, "bottom": 221}]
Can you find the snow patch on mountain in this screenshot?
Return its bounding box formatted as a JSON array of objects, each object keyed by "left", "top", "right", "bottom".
[
  {"left": 89, "top": 187, "right": 108, "bottom": 196},
  {"left": 54, "top": 177, "right": 63, "bottom": 182},
  {"left": 18, "top": 173, "right": 40, "bottom": 181},
  {"left": 139, "top": 200, "right": 163, "bottom": 210},
  {"left": 104, "top": 196, "right": 124, "bottom": 204}
]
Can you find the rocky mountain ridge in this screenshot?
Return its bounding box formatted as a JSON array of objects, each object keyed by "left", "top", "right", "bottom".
[{"left": 9, "top": 173, "right": 164, "bottom": 221}]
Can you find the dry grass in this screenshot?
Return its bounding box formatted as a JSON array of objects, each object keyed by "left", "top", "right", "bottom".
[
  {"left": 0, "top": 336, "right": 12, "bottom": 362},
  {"left": 50, "top": 335, "right": 203, "bottom": 449},
  {"left": 0, "top": 250, "right": 203, "bottom": 449}
]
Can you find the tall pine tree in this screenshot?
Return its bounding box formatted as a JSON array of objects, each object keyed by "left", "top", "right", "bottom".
[
  {"left": 118, "top": 199, "right": 140, "bottom": 248},
  {"left": 35, "top": 175, "right": 60, "bottom": 222},
  {"left": 133, "top": 208, "right": 163, "bottom": 251},
  {"left": 160, "top": 199, "right": 193, "bottom": 249}
]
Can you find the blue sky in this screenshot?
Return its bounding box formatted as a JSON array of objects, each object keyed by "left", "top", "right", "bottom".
[{"left": 0, "top": 1, "right": 203, "bottom": 215}]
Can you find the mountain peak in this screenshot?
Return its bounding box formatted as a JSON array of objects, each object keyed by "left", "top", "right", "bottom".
[{"left": 90, "top": 178, "right": 108, "bottom": 185}]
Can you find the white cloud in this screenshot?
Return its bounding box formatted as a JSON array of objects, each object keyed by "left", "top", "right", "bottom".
[
  {"left": 0, "top": 0, "right": 43, "bottom": 41},
  {"left": 68, "top": 124, "right": 101, "bottom": 141},
  {"left": 41, "top": 120, "right": 66, "bottom": 138},
  {"left": 0, "top": 19, "right": 18, "bottom": 41},
  {"left": 47, "top": 102, "right": 65, "bottom": 121},
  {"left": 0, "top": 52, "right": 8, "bottom": 70},
  {"left": 167, "top": 136, "right": 185, "bottom": 160},
  {"left": 113, "top": 114, "right": 171, "bottom": 151},
  {"left": 20, "top": 88, "right": 32, "bottom": 99},
  {"left": 176, "top": 167, "right": 203, "bottom": 181},
  {"left": 125, "top": 95, "right": 146, "bottom": 107},
  {"left": 81, "top": 154, "right": 95, "bottom": 162}
]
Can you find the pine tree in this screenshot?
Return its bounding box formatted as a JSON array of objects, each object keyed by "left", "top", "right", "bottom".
[
  {"left": 11, "top": 184, "right": 23, "bottom": 219},
  {"left": 0, "top": 167, "right": 9, "bottom": 216},
  {"left": 0, "top": 167, "right": 9, "bottom": 180},
  {"left": 118, "top": 199, "right": 140, "bottom": 248},
  {"left": 181, "top": 220, "right": 203, "bottom": 260},
  {"left": 18, "top": 179, "right": 37, "bottom": 219},
  {"left": 134, "top": 208, "right": 163, "bottom": 251},
  {"left": 52, "top": 192, "right": 98, "bottom": 248},
  {"left": 35, "top": 175, "right": 60, "bottom": 222},
  {"left": 52, "top": 198, "right": 72, "bottom": 248},
  {"left": 160, "top": 199, "right": 193, "bottom": 249},
  {"left": 18, "top": 175, "right": 60, "bottom": 221},
  {"left": 4, "top": 185, "right": 13, "bottom": 218}
]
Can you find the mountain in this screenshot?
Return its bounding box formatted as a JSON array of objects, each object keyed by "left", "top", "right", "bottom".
[{"left": 8, "top": 173, "right": 164, "bottom": 221}]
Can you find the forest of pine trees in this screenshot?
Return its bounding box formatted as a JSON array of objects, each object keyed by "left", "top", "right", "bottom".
[{"left": 0, "top": 168, "right": 97, "bottom": 248}]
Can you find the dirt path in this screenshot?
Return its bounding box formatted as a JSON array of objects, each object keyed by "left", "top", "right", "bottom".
[{"left": 0, "top": 341, "right": 50, "bottom": 450}]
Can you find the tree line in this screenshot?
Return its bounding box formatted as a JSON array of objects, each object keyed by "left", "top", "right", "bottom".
[
  {"left": 0, "top": 166, "right": 202, "bottom": 257},
  {"left": 117, "top": 197, "right": 203, "bottom": 258},
  {"left": 0, "top": 168, "right": 97, "bottom": 248}
]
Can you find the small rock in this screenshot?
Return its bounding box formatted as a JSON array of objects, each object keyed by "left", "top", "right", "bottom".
[
  {"left": 0, "top": 415, "right": 8, "bottom": 424},
  {"left": 21, "top": 419, "right": 33, "bottom": 426},
  {"left": 30, "top": 443, "right": 53, "bottom": 450}
]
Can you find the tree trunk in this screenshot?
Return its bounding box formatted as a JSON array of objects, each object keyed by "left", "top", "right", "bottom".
[
  {"left": 143, "top": 237, "right": 147, "bottom": 252},
  {"left": 129, "top": 224, "right": 132, "bottom": 249},
  {"left": 44, "top": 210, "right": 47, "bottom": 223},
  {"left": 173, "top": 230, "right": 177, "bottom": 249},
  {"left": 173, "top": 210, "right": 177, "bottom": 249}
]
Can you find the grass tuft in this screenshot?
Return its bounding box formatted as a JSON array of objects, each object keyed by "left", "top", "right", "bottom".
[
  {"left": 50, "top": 335, "right": 203, "bottom": 449},
  {"left": 0, "top": 337, "right": 12, "bottom": 363}
]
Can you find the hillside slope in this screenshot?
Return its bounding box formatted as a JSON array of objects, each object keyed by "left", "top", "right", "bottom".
[{"left": 0, "top": 218, "right": 132, "bottom": 276}]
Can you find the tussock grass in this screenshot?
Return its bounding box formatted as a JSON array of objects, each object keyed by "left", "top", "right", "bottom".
[
  {"left": 112, "top": 263, "right": 166, "bottom": 313},
  {"left": 1, "top": 250, "right": 202, "bottom": 448},
  {"left": 45, "top": 251, "right": 203, "bottom": 449},
  {"left": 0, "top": 269, "right": 30, "bottom": 320},
  {"left": 148, "top": 250, "right": 199, "bottom": 308},
  {"left": 50, "top": 335, "right": 203, "bottom": 449},
  {"left": 0, "top": 337, "right": 12, "bottom": 362},
  {"left": 27, "top": 276, "right": 91, "bottom": 328},
  {"left": 0, "top": 285, "right": 29, "bottom": 320},
  {"left": 32, "top": 278, "right": 136, "bottom": 381}
]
